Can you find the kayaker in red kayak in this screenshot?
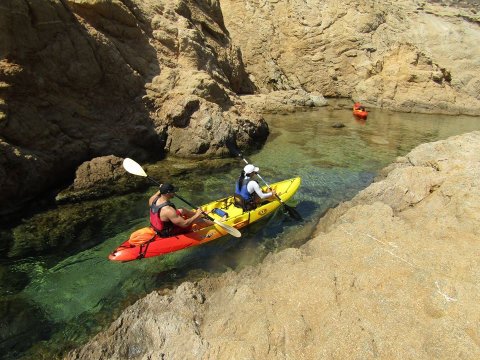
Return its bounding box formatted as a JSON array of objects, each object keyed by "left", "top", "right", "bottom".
[
  {"left": 235, "top": 164, "right": 276, "bottom": 210},
  {"left": 353, "top": 102, "right": 368, "bottom": 119},
  {"left": 353, "top": 102, "right": 366, "bottom": 111},
  {"left": 149, "top": 183, "right": 212, "bottom": 237}
]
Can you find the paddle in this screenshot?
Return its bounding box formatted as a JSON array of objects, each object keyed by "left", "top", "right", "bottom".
[
  {"left": 226, "top": 146, "right": 303, "bottom": 221},
  {"left": 122, "top": 158, "right": 241, "bottom": 238}
]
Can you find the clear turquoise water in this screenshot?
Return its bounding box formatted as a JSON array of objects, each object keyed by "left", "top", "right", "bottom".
[{"left": 2, "top": 104, "right": 480, "bottom": 359}]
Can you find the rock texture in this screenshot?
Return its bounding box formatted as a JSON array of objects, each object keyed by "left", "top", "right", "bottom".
[
  {"left": 2, "top": 0, "right": 480, "bottom": 216},
  {"left": 242, "top": 89, "right": 327, "bottom": 113},
  {"left": 66, "top": 132, "right": 480, "bottom": 359},
  {"left": 220, "top": 0, "right": 480, "bottom": 114},
  {"left": 0, "top": 0, "right": 268, "bottom": 216},
  {"left": 54, "top": 155, "right": 142, "bottom": 202}
]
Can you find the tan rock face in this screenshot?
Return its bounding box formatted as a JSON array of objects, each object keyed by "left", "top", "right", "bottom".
[
  {"left": 242, "top": 89, "right": 327, "bottom": 113},
  {"left": 220, "top": 0, "right": 480, "bottom": 114},
  {"left": 66, "top": 131, "right": 480, "bottom": 359},
  {"left": 0, "top": 0, "right": 267, "bottom": 215},
  {"left": 54, "top": 155, "right": 145, "bottom": 202}
]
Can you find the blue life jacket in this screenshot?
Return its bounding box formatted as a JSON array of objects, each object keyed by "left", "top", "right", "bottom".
[
  {"left": 235, "top": 178, "right": 253, "bottom": 201},
  {"left": 234, "top": 178, "right": 258, "bottom": 211}
]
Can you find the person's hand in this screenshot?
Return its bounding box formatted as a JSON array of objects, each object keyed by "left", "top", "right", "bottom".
[{"left": 194, "top": 208, "right": 203, "bottom": 218}]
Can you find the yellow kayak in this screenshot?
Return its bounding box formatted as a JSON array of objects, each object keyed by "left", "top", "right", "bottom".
[{"left": 205, "top": 177, "right": 301, "bottom": 228}]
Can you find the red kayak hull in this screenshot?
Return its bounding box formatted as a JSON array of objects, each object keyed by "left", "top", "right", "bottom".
[
  {"left": 353, "top": 103, "right": 368, "bottom": 119},
  {"left": 108, "top": 217, "right": 245, "bottom": 262}
]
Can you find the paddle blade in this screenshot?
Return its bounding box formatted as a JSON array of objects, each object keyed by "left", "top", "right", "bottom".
[
  {"left": 283, "top": 204, "right": 303, "bottom": 221},
  {"left": 123, "top": 158, "right": 148, "bottom": 177},
  {"left": 213, "top": 219, "right": 242, "bottom": 238}
]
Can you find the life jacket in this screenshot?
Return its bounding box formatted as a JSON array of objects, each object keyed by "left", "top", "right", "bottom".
[
  {"left": 234, "top": 178, "right": 256, "bottom": 210},
  {"left": 149, "top": 197, "right": 179, "bottom": 237}
]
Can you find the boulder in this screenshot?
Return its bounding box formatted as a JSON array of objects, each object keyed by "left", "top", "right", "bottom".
[
  {"left": 242, "top": 89, "right": 328, "bottom": 113},
  {"left": 55, "top": 155, "right": 143, "bottom": 202}
]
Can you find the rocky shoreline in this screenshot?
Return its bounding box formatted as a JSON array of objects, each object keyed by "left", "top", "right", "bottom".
[{"left": 66, "top": 132, "right": 480, "bottom": 359}]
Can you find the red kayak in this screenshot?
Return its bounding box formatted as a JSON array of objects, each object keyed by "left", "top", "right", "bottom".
[{"left": 353, "top": 102, "right": 368, "bottom": 119}]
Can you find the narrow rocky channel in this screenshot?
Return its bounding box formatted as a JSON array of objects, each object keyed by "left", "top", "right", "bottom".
[{"left": 66, "top": 131, "right": 480, "bottom": 360}]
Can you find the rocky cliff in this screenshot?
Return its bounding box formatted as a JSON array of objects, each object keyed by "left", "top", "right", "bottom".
[
  {"left": 66, "top": 132, "right": 480, "bottom": 359},
  {"left": 220, "top": 0, "right": 480, "bottom": 114},
  {"left": 0, "top": 0, "right": 268, "bottom": 216},
  {"left": 2, "top": 0, "right": 480, "bottom": 216}
]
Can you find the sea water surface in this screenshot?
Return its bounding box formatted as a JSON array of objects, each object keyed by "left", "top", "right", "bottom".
[{"left": 1, "top": 103, "right": 480, "bottom": 359}]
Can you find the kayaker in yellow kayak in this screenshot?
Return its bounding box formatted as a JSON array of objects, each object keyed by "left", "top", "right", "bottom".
[{"left": 234, "top": 164, "right": 276, "bottom": 211}]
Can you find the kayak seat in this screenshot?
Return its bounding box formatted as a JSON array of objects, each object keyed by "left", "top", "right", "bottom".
[
  {"left": 233, "top": 194, "right": 245, "bottom": 210},
  {"left": 233, "top": 194, "right": 256, "bottom": 212}
]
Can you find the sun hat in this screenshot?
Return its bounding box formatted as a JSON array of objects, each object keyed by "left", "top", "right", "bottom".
[{"left": 243, "top": 164, "right": 259, "bottom": 175}]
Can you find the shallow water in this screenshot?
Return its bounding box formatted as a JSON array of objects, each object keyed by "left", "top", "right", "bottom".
[{"left": 1, "top": 104, "right": 480, "bottom": 359}]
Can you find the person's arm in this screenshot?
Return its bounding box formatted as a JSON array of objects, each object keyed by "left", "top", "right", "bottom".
[
  {"left": 148, "top": 191, "right": 160, "bottom": 206},
  {"left": 249, "top": 181, "right": 275, "bottom": 199},
  {"left": 163, "top": 206, "right": 203, "bottom": 228}
]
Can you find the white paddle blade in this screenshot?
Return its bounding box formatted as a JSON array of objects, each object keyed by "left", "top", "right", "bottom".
[
  {"left": 123, "top": 158, "right": 148, "bottom": 177},
  {"left": 214, "top": 220, "right": 242, "bottom": 238}
]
